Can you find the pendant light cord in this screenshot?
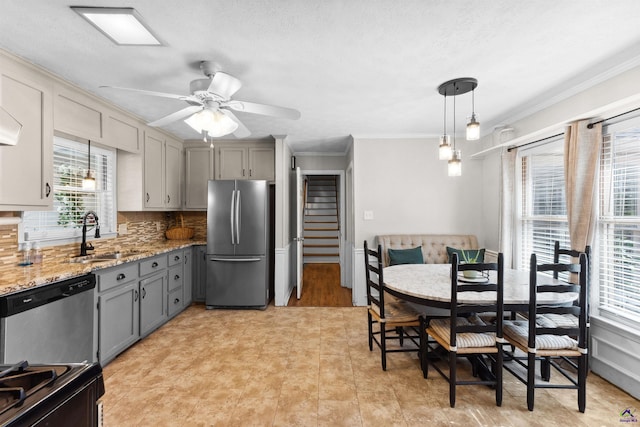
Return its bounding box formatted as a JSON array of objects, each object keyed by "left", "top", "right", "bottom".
[{"left": 452, "top": 85, "right": 456, "bottom": 150}]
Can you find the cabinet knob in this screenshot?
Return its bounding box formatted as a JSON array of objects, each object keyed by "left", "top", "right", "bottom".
[
  {"left": 116, "top": 273, "right": 126, "bottom": 281},
  {"left": 174, "top": 275, "right": 180, "bottom": 280},
  {"left": 152, "top": 262, "right": 158, "bottom": 268},
  {"left": 174, "top": 255, "right": 180, "bottom": 261}
]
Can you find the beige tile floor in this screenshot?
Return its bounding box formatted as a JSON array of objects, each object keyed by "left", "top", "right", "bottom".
[{"left": 102, "top": 304, "right": 638, "bottom": 426}]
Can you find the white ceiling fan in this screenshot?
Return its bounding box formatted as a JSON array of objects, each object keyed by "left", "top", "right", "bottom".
[{"left": 100, "top": 61, "right": 301, "bottom": 138}]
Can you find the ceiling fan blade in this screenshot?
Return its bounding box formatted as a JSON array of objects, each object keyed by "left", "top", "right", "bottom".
[
  {"left": 99, "top": 85, "right": 201, "bottom": 104},
  {"left": 221, "top": 109, "right": 251, "bottom": 138},
  {"left": 207, "top": 72, "right": 242, "bottom": 99},
  {"left": 226, "top": 100, "right": 301, "bottom": 120},
  {"left": 147, "top": 105, "right": 203, "bottom": 127}
]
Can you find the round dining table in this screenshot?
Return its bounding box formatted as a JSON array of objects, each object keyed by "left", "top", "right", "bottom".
[{"left": 383, "top": 263, "right": 578, "bottom": 310}]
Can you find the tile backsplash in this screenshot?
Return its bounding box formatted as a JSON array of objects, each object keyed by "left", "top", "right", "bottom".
[{"left": 0, "top": 211, "right": 206, "bottom": 272}]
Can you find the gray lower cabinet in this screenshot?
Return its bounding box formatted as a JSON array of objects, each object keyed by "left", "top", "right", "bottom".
[
  {"left": 95, "top": 249, "right": 193, "bottom": 366},
  {"left": 95, "top": 263, "right": 140, "bottom": 365},
  {"left": 139, "top": 254, "right": 168, "bottom": 337},
  {"left": 183, "top": 248, "right": 193, "bottom": 307},
  {"left": 193, "top": 245, "right": 207, "bottom": 302}
]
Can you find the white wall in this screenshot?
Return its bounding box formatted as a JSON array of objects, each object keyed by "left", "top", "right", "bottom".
[
  {"left": 352, "top": 137, "right": 487, "bottom": 248},
  {"left": 273, "top": 137, "right": 295, "bottom": 305},
  {"left": 295, "top": 154, "right": 347, "bottom": 170}
]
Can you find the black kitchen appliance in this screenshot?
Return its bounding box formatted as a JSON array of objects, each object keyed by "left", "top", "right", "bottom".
[{"left": 0, "top": 360, "right": 104, "bottom": 426}]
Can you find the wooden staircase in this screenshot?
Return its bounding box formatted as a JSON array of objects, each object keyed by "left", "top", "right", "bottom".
[{"left": 303, "top": 175, "right": 340, "bottom": 264}]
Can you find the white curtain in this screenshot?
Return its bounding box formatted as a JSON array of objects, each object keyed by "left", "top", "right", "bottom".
[
  {"left": 564, "top": 120, "right": 602, "bottom": 252},
  {"left": 499, "top": 148, "right": 517, "bottom": 268}
]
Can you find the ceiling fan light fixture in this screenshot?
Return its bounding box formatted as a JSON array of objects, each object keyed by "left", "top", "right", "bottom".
[
  {"left": 185, "top": 109, "right": 238, "bottom": 137},
  {"left": 71, "top": 7, "right": 163, "bottom": 46}
]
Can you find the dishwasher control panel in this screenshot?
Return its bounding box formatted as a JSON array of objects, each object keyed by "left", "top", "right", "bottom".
[{"left": 0, "top": 274, "right": 96, "bottom": 317}]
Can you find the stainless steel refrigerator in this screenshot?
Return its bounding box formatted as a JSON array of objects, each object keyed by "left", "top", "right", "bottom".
[{"left": 206, "top": 180, "right": 269, "bottom": 309}]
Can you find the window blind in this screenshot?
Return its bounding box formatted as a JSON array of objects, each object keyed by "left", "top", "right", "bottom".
[
  {"left": 519, "top": 148, "right": 570, "bottom": 270},
  {"left": 599, "top": 128, "right": 640, "bottom": 324},
  {"left": 23, "top": 136, "right": 115, "bottom": 242}
]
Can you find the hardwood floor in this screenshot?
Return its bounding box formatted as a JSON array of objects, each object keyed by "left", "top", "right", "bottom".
[
  {"left": 288, "top": 263, "right": 352, "bottom": 307},
  {"left": 102, "top": 304, "right": 638, "bottom": 426}
]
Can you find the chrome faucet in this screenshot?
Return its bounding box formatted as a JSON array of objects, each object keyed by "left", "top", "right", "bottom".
[{"left": 80, "top": 211, "right": 100, "bottom": 256}]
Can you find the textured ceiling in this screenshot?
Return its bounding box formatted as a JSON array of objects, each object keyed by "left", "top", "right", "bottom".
[{"left": 2, "top": 1, "right": 640, "bottom": 153}]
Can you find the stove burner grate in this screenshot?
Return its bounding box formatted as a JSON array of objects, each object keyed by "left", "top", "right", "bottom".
[{"left": 0, "top": 361, "right": 65, "bottom": 416}]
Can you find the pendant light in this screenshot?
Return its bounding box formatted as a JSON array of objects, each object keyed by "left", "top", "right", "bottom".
[
  {"left": 82, "top": 141, "right": 96, "bottom": 190},
  {"left": 448, "top": 91, "right": 461, "bottom": 176},
  {"left": 438, "top": 93, "right": 452, "bottom": 160},
  {"left": 466, "top": 87, "right": 480, "bottom": 140},
  {"left": 437, "top": 77, "right": 478, "bottom": 177}
]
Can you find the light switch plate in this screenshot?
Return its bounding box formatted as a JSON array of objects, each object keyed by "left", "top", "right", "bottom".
[{"left": 364, "top": 210, "right": 374, "bottom": 220}]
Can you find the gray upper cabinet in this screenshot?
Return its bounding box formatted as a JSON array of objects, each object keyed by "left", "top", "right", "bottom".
[
  {"left": 105, "top": 113, "right": 141, "bottom": 153},
  {"left": 184, "top": 145, "right": 214, "bottom": 210},
  {"left": 216, "top": 142, "right": 275, "bottom": 181},
  {"left": 118, "top": 129, "right": 183, "bottom": 211},
  {"left": 53, "top": 84, "right": 103, "bottom": 142},
  {"left": 0, "top": 53, "right": 53, "bottom": 210}
]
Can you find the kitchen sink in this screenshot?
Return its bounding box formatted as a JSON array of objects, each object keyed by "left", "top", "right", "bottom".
[{"left": 67, "top": 250, "right": 142, "bottom": 264}]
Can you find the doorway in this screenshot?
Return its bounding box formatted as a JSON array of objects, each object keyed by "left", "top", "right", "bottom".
[{"left": 289, "top": 170, "right": 351, "bottom": 306}]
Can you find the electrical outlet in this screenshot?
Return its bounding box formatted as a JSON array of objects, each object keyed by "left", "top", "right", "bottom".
[
  {"left": 155, "top": 221, "right": 162, "bottom": 231},
  {"left": 364, "top": 210, "right": 374, "bottom": 220},
  {"left": 118, "top": 223, "right": 128, "bottom": 235}
]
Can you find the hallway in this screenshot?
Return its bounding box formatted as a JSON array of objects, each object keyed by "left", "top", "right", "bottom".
[{"left": 288, "top": 264, "right": 352, "bottom": 307}]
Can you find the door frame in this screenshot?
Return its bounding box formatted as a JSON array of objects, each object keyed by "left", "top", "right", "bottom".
[{"left": 300, "top": 169, "right": 347, "bottom": 287}]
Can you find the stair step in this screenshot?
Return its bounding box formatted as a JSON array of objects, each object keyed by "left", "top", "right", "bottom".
[
  {"left": 307, "top": 196, "right": 336, "bottom": 203},
  {"left": 304, "top": 243, "right": 339, "bottom": 248},
  {"left": 304, "top": 215, "right": 337, "bottom": 222},
  {"left": 303, "top": 252, "right": 339, "bottom": 257},
  {"left": 306, "top": 202, "right": 337, "bottom": 209}
]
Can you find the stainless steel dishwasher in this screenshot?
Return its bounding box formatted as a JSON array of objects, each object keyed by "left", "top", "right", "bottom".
[{"left": 0, "top": 273, "right": 96, "bottom": 364}]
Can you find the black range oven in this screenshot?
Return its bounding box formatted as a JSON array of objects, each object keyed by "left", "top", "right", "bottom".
[{"left": 0, "top": 360, "right": 104, "bottom": 426}]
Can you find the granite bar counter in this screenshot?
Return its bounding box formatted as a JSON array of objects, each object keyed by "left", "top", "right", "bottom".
[{"left": 0, "top": 240, "right": 206, "bottom": 296}]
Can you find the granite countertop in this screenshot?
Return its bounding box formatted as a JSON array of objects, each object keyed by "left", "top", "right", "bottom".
[{"left": 0, "top": 240, "right": 206, "bottom": 296}]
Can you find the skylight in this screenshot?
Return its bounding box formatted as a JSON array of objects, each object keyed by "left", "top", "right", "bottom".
[{"left": 71, "top": 7, "right": 163, "bottom": 46}]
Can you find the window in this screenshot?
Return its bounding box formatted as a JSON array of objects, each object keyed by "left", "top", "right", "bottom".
[
  {"left": 517, "top": 139, "right": 570, "bottom": 270},
  {"left": 598, "top": 122, "right": 640, "bottom": 325},
  {"left": 22, "top": 135, "right": 116, "bottom": 243}
]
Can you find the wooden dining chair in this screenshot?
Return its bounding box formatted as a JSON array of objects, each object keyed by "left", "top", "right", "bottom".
[
  {"left": 503, "top": 252, "right": 588, "bottom": 412},
  {"left": 421, "top": 252, "right": 504, "bottom": 408},
  {"left": 553, "top": 241, "right": 591, "bottom": 281},
  {"left": 364, "top": 240, "right": 421, "bottom": 371}
]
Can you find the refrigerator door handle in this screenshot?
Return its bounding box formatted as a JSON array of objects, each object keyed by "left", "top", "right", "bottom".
[
  {"left": 230, "top": 189, "right": 236, "bottom": 245},
  {"left": 235, "top": 189, "right": 241, "bottom": 244},
  {"left": 209, "top": 257, "right": 261, "bottom": 262}
]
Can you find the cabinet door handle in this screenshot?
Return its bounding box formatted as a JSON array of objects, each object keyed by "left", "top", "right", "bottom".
[
  {"left": 146, "top": 193, "right": 150, "bottom": 203},
  {"left": 184, "top": 255, "right": 188, "bottom": 265},
  {"left": 134, "top": 290, "right": 139, "bottom": 302},
  {"left": 116, "top": 273, "right": 126, "bottom": 281},
  {"left": 174, "top": 255, "right": 180, "bottom": 261},
  {"left": 142, "top": 287, "right": 146, "bottom": 299},
  {"left": 249, "top": 169, "right": 252, "bottom": 177},
  {"left": 167, "top": 194, "right": 171, "bottom": 203},
  {"left": 152, "top": 262, "right": 158, "bottom": 268},
  {"left": 242, "top": 169, "right": 245, "bottom": 176},
  {"left": 45, "top": 183, "right": 51, "bottom": 197},
  {"left": 174, "top": 274, "right": 180, "bottom": 280}
]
